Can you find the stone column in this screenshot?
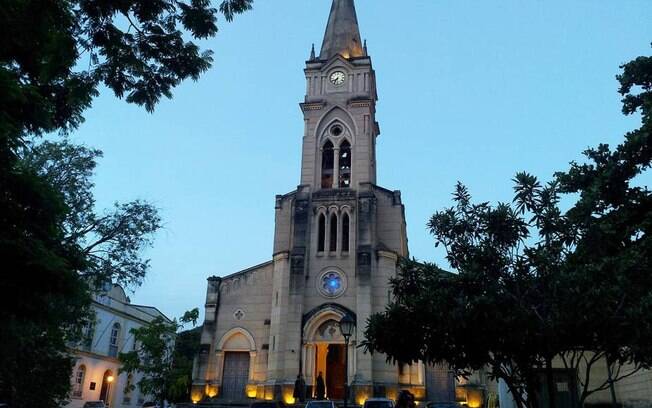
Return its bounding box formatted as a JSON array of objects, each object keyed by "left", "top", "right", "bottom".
[
  {"left": 268, "top": 252, "right": 290, "bottom": 380},
  {"left": 249, "top": 351, "right": 258, "bottom": 382},
  {"left": 374, "top": 251, "right": 400, "bottom": 385},
  {"left": 215, "top": 351, "right": 225, "bottom": 385},
  {"left": 333, "top": 147, "right": 340, "bottom": 189}
]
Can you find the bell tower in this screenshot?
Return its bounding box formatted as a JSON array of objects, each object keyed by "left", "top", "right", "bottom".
[
  {"left": 300, "top": 0, "right": 379, "bottom": 191},
  {"left": 267, "top": 0, "right": 417, "bottom": 402},
  {"left": 193, "top": 0, "right": 455, "bottom": 403}
]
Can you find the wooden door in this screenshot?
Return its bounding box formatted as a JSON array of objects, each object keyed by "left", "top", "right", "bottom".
[
  {"left": 326, "top": 344, "right": 346, "bottom": 400},
  {"left": 221, "top": 352, "right": 250, "bottom": 400}
]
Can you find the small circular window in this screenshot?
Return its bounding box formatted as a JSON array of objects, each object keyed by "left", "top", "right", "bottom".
[
  {"left": 330, "top": 125, "right": 343, "bottom": 137},
  {"left": 317, "top": 270, "right": 347, "bottom": 298}
]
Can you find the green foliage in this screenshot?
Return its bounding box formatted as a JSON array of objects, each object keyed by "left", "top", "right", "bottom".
[
  {"left": 168, "top": 326, "right": 202, "bottom": 403},
  {"left": 1, "top": 2, "right": 250, "bottom": 405},
  {"left": 119, "top": 308, "right": 200, "bottom": 405},
  {"left": 1, "top": 0, "right": 254, "bottom": 146},
  {"left": 22, "top": 140, "right": 162, "bottom": 288},
  {"left": 0, "top": 151, "right": 92, "bottom": 407},
  {"left": 364, "top": 47, "right": 652, "bottom": 408}
]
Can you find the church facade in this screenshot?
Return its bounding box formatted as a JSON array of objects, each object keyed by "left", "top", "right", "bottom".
[{"left": 191, "top": 0, "right": 454, "bottom": 404}]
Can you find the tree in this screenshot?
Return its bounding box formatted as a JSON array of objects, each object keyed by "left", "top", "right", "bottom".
[
  {"left": 21, "top": 140, "right": 162, "bottom": 288},
  {"left": 0, "top": 153, "right": 92, "bottom": 407},
  {"left": 363, "top": 48, "right": 652, "bottom": 408},
  {"left": 168, "top": 326, "right": 202, "bottom": 403},
  {"left": 1, "top": 0, "right": 254, "bottom": 147},
  {"left": 120, "top": 308, "right": 200, "bottom": 406},
  {"left": 1, "top": 139, "right": 162, "bottom": 407},
  {"left": 1, "top": 2, "right": 252, "bottom": 406}
]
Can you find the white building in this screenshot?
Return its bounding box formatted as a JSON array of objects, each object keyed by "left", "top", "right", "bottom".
[{"left": 66, "top": 285, "right": 173, "bottom": 408}]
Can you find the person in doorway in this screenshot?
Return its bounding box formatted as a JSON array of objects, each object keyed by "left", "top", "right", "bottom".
[
  {"left": 315, "top": 372, "right": 326, "bottom": 400},
  {"left": 294, "top": 374, "right": 306, "bottom": 402}
]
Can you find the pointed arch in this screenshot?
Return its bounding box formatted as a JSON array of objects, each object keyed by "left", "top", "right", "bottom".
[
  {"left": 321, "top": 140, "right": 334, "bottom": 189},
  {"left": 318, "top": 212, "right": 326, "bottom": 252},
  {"left": 339, "top": 139, "right": 352, "bottom": 188},
  {"left": 217, "top": 327, "right": 257, "bottom": 351},
  {"left": 302, "top": 303, "right": 357, "bottom": 343},
  {"left": 329, "top": 212, "right": 338, "bottom": 252},
  {"left": 341, "top": 212, "right": 350, "bottom": 253},
  {"left": 314, "top": 105, "right": 357, "bottom": 143}
]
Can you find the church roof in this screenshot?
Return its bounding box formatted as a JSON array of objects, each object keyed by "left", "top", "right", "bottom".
[{"left": 320, "top": 0, "right": 364, "bottom": 60}]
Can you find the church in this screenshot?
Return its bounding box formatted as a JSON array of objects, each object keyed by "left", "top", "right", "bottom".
[{"left": 191, "top": 0, "right": 455, "bottom": 404}]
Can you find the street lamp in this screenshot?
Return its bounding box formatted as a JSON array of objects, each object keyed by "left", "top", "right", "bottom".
[
  {"left": 339, "top": 314, "right": 355, "bottom": 408},
  {"left": 106, "top": 375, "right": 114, "bottom": 408}
]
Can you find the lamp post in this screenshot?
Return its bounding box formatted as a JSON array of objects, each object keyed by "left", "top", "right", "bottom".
[
  {"left": 106, "top": 375, "right": 114, "bottom": 408},
  {"left": 339, "top": 314, "right": 355, "bottom": 408}
]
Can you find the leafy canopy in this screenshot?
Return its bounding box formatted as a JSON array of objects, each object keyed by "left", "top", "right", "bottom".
[
  {"left": 363, "top": 47, "right": 652, "bottom": 408},
  {"left": 120, "top": 308, "right": 200, "bottom": 406},
  {"left": 22, "top": 140, "right": 162, "bottom": 288}
]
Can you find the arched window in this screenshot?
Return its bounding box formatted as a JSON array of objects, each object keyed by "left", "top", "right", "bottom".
[
  {"left": 318, "top": 213, "right": 326, "bottom": 252},
  {"left": 72, "top": 365, "right": 86, "bottom": 398},
  {"left": 330, "top": 213, "right": 338, "bottom": 252},
  {"left": 339, "top": 140, "right": 351, "bottom": 188},
  {"left": 321, "top": 141, "right": 334, "bottom": 189},
  {"left": 341, "top": 213, "right": 350, "bottom": 253},
  {"left": 109, "top": 322, "right": 120, "bottom": 357}
]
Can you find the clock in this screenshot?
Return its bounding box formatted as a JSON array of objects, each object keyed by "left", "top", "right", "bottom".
[{"left": 329, "top": 71, "right": 346, "bottom": 86}]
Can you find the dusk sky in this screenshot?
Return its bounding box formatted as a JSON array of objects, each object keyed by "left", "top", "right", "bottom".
[{"left": 66, "top": 0, "right": 652, "bottom": 321}]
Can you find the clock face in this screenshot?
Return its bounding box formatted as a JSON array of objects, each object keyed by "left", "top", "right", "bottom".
[{"left": 329, "top": 71, "right": 346, "bottom": 86}]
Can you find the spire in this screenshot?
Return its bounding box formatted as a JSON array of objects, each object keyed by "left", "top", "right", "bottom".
[
  {"left": 310, "top": 43, "right": 316, "bottom": 61},
  {"left": 319, "top": 0, "right": 364, "bottom": 60}
]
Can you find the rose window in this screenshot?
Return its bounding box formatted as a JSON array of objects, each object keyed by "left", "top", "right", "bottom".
[{"left": 318, "top": 271, "right": 346, "bottom": 298}]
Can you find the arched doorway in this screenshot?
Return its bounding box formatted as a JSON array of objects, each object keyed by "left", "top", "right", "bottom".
[
  {"left": 215, "top": 328, "right": 257, "bottom": 401},
  {"left": 99, "top": 370, "right": 114, "bottom": 406},
  {"left": 303, "top": 305, "right": 357, "bottom": 400}
]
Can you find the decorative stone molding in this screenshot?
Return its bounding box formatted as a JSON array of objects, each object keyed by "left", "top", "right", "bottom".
[
  {"left": 233, "top": 309, "right": 245, "bottom": 321},
  {"left": 348, "top": 99, "right": 373, "bottom": 108},
  {"left": 300, "top": 102, "right": 325, "bottom": 112}
]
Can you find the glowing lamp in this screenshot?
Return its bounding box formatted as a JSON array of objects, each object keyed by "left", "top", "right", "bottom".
[
  {"left": 246, "top": 385, "right": 258, "bottom": 399},
  {"left": 339, "top": 314, "right": 355, "bottom": 339},
  {"left": 283, "top": 394, "right": 295, "bottom": 405},
  {"left": 107, "top": 375, "right": 114, "bottom": 383}
]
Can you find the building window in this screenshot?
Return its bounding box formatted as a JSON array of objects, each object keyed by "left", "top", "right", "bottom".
[
  {"left": 399, "top": 362, "right": 421, "bottom": 385},
  {"left": 109, "top": 322, "right": 120, "bottom": 357},
  {"left": 72, "top": 365, "right": 86, "bottom": 398},
  {"left": 339, "top": 140, "right": 351, "bottom": 188},
  {"left": 317, "top": 213, "right": 326, "bottom": 252},
  {"left": 82, "top": 321, "right": 95, "bottom": 351},
  {"left": 321, "top": 141, "right": 334, "bottom": 189},
  {"left": 341, "top": 213, "right": 350, "bottom": 252},
  {"left": 329, "top": 213, "right": 338, "bottom": 252}
]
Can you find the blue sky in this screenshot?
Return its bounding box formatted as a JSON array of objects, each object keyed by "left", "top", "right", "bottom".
[{"left": 68, "top": 0, "right": 652, "bottom": 320}]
